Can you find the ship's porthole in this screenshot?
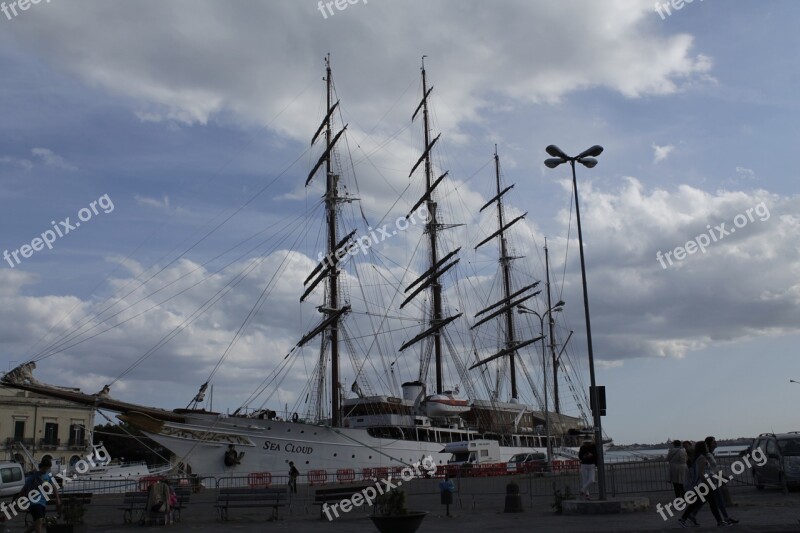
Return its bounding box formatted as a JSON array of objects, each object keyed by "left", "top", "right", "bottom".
[
  {"left": 267, "top": 427, "right": 271, "bottom": 430},
  {"left": 305, "top": 461, "right": 309, "bottom": 465},
  {"left": 352, "top": 455, "right": 355, "bottom": 459},
  {"left": 333, "top": 453, "right": 337, "bottom": 457},
  {"left": 369, "top": 456, "right": 372, "bottom": 459},
  {"left": 300, "top": 430, "right": 304, "bottom": 434}
]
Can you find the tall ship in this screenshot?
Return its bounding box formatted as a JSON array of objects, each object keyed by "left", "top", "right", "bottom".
[{"left": 3, "top": 56, "right": 607, "bottom": 477}]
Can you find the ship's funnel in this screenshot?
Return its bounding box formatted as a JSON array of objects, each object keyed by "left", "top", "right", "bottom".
[{"left": 401, "top": 381, "right": 425, "bottom": 403}]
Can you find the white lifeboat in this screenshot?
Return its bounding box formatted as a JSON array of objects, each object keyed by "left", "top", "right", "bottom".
[{"left": 424, "top": 392, "right": 470, "bottom": 417}]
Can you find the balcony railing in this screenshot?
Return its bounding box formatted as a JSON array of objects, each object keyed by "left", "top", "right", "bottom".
[
  {"left": 5, "top": 437, "right": 35, "bottom": 448},
  {"left": 39, "top": 438, "right": 61, "bottom": 450},
  {"left": 68, "top": 439, "right": 87, "bottom": 450}
]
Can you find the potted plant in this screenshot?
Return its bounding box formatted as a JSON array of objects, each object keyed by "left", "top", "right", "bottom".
[{"left": 370, "top": 488, "right": 428, "bottom": 533}]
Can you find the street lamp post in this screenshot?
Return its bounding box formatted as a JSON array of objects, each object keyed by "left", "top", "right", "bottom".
[
  {"left": 517, "top": 301, "right": 564, "bottom": 471},
  {"left": 543, "top": 144, "right": 606, "bottom": 499}
]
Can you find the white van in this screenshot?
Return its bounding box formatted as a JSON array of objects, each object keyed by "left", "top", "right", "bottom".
[
  {"left": 0, "top": 462, "right": 25, "bottom": 498},
  {"left": 444, "top": 440, "right": 502, "bottom": 465}
]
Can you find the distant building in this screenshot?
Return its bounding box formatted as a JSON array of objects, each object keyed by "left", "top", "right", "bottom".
[{"left": 0, "top": 384, "right": 95, "bottom": 470}]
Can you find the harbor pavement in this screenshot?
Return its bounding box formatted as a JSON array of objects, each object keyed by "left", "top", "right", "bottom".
[{"left": 3, "top": 483, "right": 798, "bottom": 532}]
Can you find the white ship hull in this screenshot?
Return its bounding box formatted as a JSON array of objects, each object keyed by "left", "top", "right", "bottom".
[{"left": 137, "top": 414, "right": 543, "bottom": 479}]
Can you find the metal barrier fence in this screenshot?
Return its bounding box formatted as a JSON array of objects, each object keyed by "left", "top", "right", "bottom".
[
  {"left": 53, "top": 456, "right": 758, "bottom": 499},
  {"left": 606, "top": 456, "right": 756, "bottom": 497}
]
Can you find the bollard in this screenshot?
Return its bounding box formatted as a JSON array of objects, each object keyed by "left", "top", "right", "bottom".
[{"left": 504, "top": 482, "right": 524, "bottom": 513}]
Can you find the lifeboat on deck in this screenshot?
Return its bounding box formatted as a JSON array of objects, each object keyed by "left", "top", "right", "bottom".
[{"left": 424, "top": 392, "right": 470, "bottom": 417}]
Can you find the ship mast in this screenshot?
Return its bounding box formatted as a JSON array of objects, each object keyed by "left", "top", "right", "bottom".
[
  {"left": 495, "top": 147, "right": 518, "bottom": 398},
  {"left": 399, "top": 57, "right": 461, "bottom": 394},
  {"left": 544, "top": 240, "right": 560, "bottom": 413},
  {"left": 299, "top": 54, "right": 351, "bottom": 427},
  {"left": 469, "top": 147, "right": 541, "bottom": 402}
]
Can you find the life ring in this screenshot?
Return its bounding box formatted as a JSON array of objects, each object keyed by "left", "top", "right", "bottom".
[{"left": 292, "top": 412, "right": 299, "bottom": 422}]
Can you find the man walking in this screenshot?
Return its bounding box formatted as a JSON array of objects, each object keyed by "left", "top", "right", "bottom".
[
  {"left": 578, "top": 439, "right": 597, "bottom": 499},
  {"left": 24, "top": 458, "right": 61, "bottom": 533},
  {"left": 288, "top": 461, "right": 299, "bottom": 494}
]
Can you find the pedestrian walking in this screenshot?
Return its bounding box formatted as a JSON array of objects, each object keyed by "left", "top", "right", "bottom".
[
  {"left": 288, "top": 461, "right": 300, "bottom": 494},
  {"left": 439, "top": 474, "right": 455, "bottom": 517},
  {"left": 23, "top": 458, "right": 61, "bottom": 533},
  {"left": 704, "top": 436, "right": 738, "bottom": 525},
  {"left": 578, "top": 439, "right": 597, "bottom": 499},
  {"left": 667, "top": 439, "right": 688, "bottom": 498},
  {"left": 678, "top": 440, "right": 726, "bottom": 528}
]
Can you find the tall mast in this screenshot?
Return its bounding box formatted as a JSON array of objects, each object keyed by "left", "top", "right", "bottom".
[
  {"left": 324, "top": 56, "right": 341, "bottom": 426},
  {"left": 400, "top": 57, "right": 462, "bottom": 394},
  {"left": 469, "top": 147, "right": 540, "bottom": 402},
  {"left": 422, "top": 61, "right": 444, "bottom": 394},
  {"left": 300, "top": 54, "right": 351, "bottom": 427},
  {"left": 495, "top": 146, "right": 518, "bottom": 399},
  {"left": 544, "top": 240, "right": 559, "bottom": 413}
]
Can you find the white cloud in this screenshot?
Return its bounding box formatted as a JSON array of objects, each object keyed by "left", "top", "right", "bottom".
[
  {"left": 652, "top": 143, "right": 675, "bottom": 163},
  {"left": 2, "top": 178, "right": 797, "bottom": 413},
  {"left": 550, "top": 177, "right": 799, "bottom": 360},
  {"left": 135, "top": 194, "right": 171, "bottom": 211},
  {"left": 31, "top": 148, "right": 77, "bottom": 171},
  {"left": 0, "top": 156, "right": 33, "bottom": 171},
  {"left": 6, "top": 1, "right": 712, "bottom": 136}
]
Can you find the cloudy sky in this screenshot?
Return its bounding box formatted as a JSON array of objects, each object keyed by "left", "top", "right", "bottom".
[{"left": 1, "top": 0, "right": 798, "bottom": 445}]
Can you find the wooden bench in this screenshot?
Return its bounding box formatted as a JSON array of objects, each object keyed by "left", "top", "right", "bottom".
[
  {"left": 25, "top": 492, "right": 92, "bottom": 526},
  {"left": 171, "top": 486, "right": 192, "bottom": 522},
  {"left": 215, "top": 487, "right": 287, "bottom": 521},
  {"left": 118, "top": 491, "right": 148, "bottom": 524},
  {"left": 119, "top": 486, "right": 191, "bottom": 524},
  {"left": 313, "top": 484, "right": 375, "bottom": 518}
]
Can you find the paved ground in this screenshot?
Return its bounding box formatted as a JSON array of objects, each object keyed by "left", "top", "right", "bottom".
[{"left": 4, "top": 478, "right": 799, "bottom": 532}]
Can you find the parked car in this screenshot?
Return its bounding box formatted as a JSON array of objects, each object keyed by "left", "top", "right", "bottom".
[
  {"left": 0, "top": 461, "right": 24, "bottom": 498},
  {"left": 750, "top": 432, "right": 800, "bottom": 491},
  {"left": 507, "top": 452, "right": 547, "bottom": 474}
]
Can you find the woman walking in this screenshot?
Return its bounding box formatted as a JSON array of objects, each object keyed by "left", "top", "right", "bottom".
[
  {"left": 678, "top": 441, "right": 727, "bottom": 528},
  {"left": 667, "top": 440, "right": 688, "bottom": 498}
]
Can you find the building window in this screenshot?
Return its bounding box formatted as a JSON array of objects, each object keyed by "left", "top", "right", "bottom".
[
  {"left": 43, "top": 422, "right": 59, "bottom": 446},
  {"left": 69, "top": 424, "right": 86, "bottom": 447},
  {"left": 13, "top": 420, "right": 25, "bottom": 441}
]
